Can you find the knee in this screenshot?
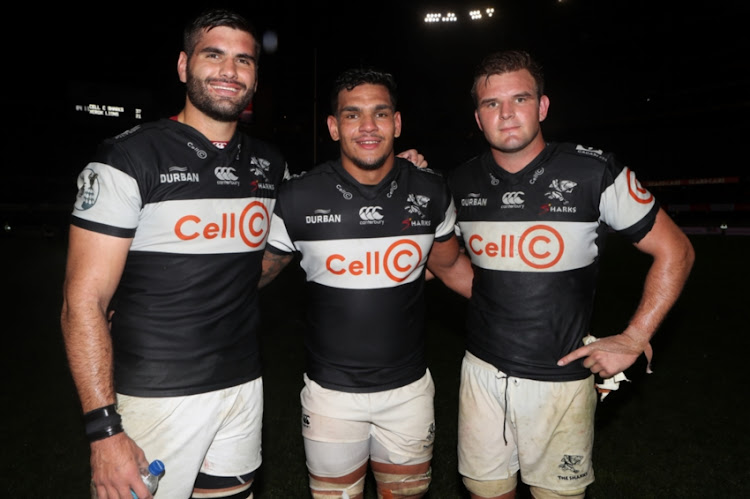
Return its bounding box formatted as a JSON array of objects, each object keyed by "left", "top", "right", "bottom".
[
  {"left": 529, "top": 485, "right": 586, "bottom": 499},
  {"left": 462, "top": 475, "right": 517, "bottom": 497},
  {"left": 372, "top": 467, "right": 432, "bottom": 497},
  {"left": 309, "top": 474, "right": 365, "bottom": 499}
]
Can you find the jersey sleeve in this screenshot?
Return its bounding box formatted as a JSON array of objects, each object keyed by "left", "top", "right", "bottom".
[
  {"left": 70, "top": 142, "right": 143, "bottom": 238},
  {"left": 434, "top": 196, "right": 457, "bottom": 242},
  {"left": 598, "top": 156, "right": 659, "bottom": 242},
  {"left": 265, "top": 186, "right": 295, "bottom": 254}
]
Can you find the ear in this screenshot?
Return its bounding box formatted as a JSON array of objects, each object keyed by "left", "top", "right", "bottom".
[
  {"left": 474, "top": 109, "right": 484, "bottom": 131},
  {"left": 394, "top": 111, "right": 402, "bottom": 138},
  {"left": 177, "top": 52, "right": 189, "bottom": 83},
  {"left": 327, "top": 115, "right": 340, "bottom": 141},
  {"left": 538, "top": 95, "right": 550, "bottom": 122}
]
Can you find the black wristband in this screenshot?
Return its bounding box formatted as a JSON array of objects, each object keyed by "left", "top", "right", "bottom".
[{"left": 83, "top": 404, "right": 124, "bottom": 442}]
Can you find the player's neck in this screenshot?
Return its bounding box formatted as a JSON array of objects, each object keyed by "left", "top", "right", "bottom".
[
  {"left": 490, "top": 136, "right": 546, "bottom": 174},
  {"left": 341, "top": 155, "right": 395, "bottom": 186},
  {"left": 176, "top": 103, "right": 238, "bottom": 143}
]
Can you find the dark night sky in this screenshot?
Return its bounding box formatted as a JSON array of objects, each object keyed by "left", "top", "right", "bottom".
[{"left": 18, "top": 0, "right": 750, "bottom": 205}]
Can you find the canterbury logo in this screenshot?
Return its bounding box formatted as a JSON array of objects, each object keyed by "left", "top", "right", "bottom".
[
  {"left": 359, "top": 206, "right": 384, "bottom": 221},
  {"left": 502, "top": 192, "right": 524, "bottom": 205},
  {"left": 215, "top": 167, "right": 239, "bottom": 181}
]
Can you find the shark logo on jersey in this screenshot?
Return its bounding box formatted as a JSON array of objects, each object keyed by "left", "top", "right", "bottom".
[
  {"left": 249, "top": 156, "right": 271, "bottom": 180},
  {"left": 545, "top": 179, "right": 577, "bottom": 205},
  {"left": 74, "top": 168, "right": 100, "bottom": 211},
  {"left": 489, "top": 173, "right": 500, "bottom": 186},
  {"left": 405, "top": 193, "right": 430, "bottom": 219},
  {"left": 248, "top": 157, "right": 275, "bottom": 190},
  {"left": 402, "top": 194, "right": 432, "bottom": 229}
]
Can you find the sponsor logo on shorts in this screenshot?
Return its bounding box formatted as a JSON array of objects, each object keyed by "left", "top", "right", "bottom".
[{"left": 301, "top": 413, "right": 311, "bottom": 428}]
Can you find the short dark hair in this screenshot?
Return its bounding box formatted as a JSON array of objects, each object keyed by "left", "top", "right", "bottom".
[
  {"left": 330, "top": 68, "right": 398, "bottom": 115},
  {"left": 471, "top": 50, "right": 545, "bottom": 106},
  {"left": 183, "top": 8, "right": 259, "bottom": 58}
]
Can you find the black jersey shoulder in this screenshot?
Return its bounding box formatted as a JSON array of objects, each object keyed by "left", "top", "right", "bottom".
[{"left": 96, "top": 118, "right": 285, "bottom": 171}]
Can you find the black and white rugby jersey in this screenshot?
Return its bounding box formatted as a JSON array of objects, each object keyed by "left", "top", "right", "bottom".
[
  {"left": 266, "top": 157, "right": 456, "bottom": 392},
  {"left": 71, "top": 118, "right": 288, "bottom": 396},
  {"left": 448, "top": 142, "right": 659, "bottom": 381}
]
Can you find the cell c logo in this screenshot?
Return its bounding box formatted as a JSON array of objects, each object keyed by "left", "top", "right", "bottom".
[
  {"left": 518, "top": 225, "right": 564, "bottom": 269},
  {"left": 384, "top": 239, "right": 423, "bottom": 282},
  {"left": 325, "top": 239, "right": 423, "bottom": 283},
  {"left": 240, "top": 201, "right": 270, "bottom": 247},
  {"left": 625, "top": 168, "right": 653, "bottom": 204},
  {"left": 174, "top": 201, "right": 270, "bottom": 248}
]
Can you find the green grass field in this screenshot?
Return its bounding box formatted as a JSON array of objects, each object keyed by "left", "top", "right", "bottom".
[{"left": 2, "top": 232, "right": 747, "bottom": 498}]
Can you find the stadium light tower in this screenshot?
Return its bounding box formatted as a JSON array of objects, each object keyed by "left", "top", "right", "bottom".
[{"left": 423, "top": 6, "right": 496, "bottom": 24}]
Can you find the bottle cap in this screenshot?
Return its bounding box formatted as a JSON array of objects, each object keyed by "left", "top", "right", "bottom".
[{"left": 148, "top": 460, "right": 165, "bottom": 476}]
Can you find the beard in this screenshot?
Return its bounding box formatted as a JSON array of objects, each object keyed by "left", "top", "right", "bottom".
[
  {"left": 346, "top": 151, "right": 390, "bottom": 171},
  {"left": 185, "top": 71, "right": 254, "bottom": 123}
]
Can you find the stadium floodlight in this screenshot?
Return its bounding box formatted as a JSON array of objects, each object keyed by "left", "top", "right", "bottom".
[{"left": 424, "top": 7, "right": 495, "bottom": 24}]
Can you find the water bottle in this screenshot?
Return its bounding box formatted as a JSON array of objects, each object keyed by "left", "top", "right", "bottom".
[
  {"left": 132, "top": 459, "right": 165, "bottom": 498},
  {"left": 90, "top": 459, "right": 165, "bottom": 498}
]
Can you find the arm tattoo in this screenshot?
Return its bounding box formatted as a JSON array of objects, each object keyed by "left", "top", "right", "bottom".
[{"left": 259, "top": 251, "right": 293, "bottom": 288}]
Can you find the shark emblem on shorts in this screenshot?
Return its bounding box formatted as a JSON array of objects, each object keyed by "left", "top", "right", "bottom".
[{"left": 559, "top": 454, "right": 583, "bottom": 474}]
